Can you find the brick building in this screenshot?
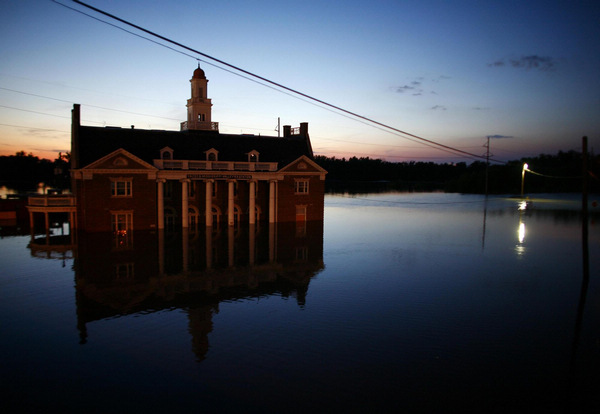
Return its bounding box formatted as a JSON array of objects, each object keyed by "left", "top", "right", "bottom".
[{"left": 70, "top": 66, "right": 326, "bottom": 233}]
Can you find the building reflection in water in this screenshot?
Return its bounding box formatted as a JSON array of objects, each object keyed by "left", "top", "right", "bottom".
[{"left": 73, "top": 221, "right": 324, "bottom": 361}]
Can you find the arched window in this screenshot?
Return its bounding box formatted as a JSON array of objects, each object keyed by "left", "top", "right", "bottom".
[
  {"left": 164, "top": 207, "right": 177, "bottom": 232},
  {"left": 248, "top": 150, "right": 259, "bottom": 162},
  {"left": 160, "top": 147, "right": 174, "bottom": 160},
  {"left": 211, "top": 206, "right": 221, "bottom": 228},
  {"left": 206, "top": 149, "right": 218, "bottom": 161},
  {"left": 188, "top": 206, "right": 199, "bottom": 232}
]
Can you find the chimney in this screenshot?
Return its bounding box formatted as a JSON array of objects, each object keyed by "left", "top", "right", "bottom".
[
  {"left": 283, "top": 125, "right": 291, "bottom": 138},
  {"left": 71, "top": 104, "right": 80, "bottom": 169},
  {"left": 300, "top": 122, "right": 308, "bottom": 136}
]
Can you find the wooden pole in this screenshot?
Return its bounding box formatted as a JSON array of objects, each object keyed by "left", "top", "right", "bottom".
[{"left": 582, "top": 136, "right": 589, "bottom": 287}]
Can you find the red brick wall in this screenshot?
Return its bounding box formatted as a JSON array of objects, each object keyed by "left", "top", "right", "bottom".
[
  {"left": 277, "top": 175, "right": 325, "bottom": 222},
  {"left": 76, "top": 174, "right": 157, "bottom": 232}
]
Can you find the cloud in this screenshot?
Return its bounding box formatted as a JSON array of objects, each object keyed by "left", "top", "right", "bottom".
[
  {"left": 487, "top": 134, "right": 514, "bottom": 139},
  {"left": 472, "top": 106, "right": 490, "bottom": 111},
  {"left": 395, "top": 84, "right": 424, "bottom": 96},
  {"left": 393, "top": 75, "right": 450, "bottom": 97},
  {"left": 488, "top": 55, "right": 557, "bottom": 71},
  {"left": 430, "top": 105, "right": 447, "bottom": 110}
]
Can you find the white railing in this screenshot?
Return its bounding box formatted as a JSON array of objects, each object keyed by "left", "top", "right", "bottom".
[
  {"left": 180, "top": 121, "right": 219, "bottom": 131},
  {"left": 154, "top": 159, "right": 278, "bottom": 171},
  {"left": 28, "top": 195, "right": 76, "bottom": 207}
]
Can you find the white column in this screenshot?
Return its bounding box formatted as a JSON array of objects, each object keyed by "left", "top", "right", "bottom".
[
  {"left": 181, "top": 179, "right": 189, "bottom": 228},
  {"left": 269, "top": 180, "right": 277, "bottom": 223},
  {"left": 157, "top": 179, "right": 165, "bottom": 230},
  {"left": 228, "top": 180, "right": 235, "bottom": 227},
  {"left": 205, "top": 180, "right": 213, "bottom": 227},
  {"left": 249, "top": 180, "right": 256, "bottom": 225}
]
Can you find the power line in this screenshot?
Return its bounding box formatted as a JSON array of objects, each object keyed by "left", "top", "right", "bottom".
[
  {"left": 62, "top": 0, "right": 506, "bottom": 164},
  {"left": 0, "top": 104, "right": 104, "bottom": 124},
  {"left": 0, "top": 123, "right": 69, "bottom": 133},
  {"left": 0, "top": 86, "right": 181, "bottom": 121}
]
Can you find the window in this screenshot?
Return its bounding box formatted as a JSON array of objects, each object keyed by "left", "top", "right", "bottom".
[
  {"left": 115, "top": 263, "right": 134, "bottom": 280},
  {"left": 111, "top": 211, "right": 133, "bottom": 247},
  {"left": 198, "top": 113, "right": 205, "bottom": 122},
  {"left": 164, "top": 207, "right": 176, "bottom": 232},
  {"left": 164, "top": 181, "right": 173, "bottom": 199},
  {"left": 206, "top": 149, "right": 218, "bottom": 161},
  {"left": 294, "top": 179, "right": 309, "bottom": 194},
  {"left": 248, "top": 150, "right": 259, "bottom": 162},
  {"left": 295, "top": 247, "right": 308, "bottom": 262},
  {"left": 161, "top": 148, "right": 173, "bottom": 160},
  {"left": 111, "top": 179, "right": 132, "bottom": 197},
  {"left": 189, "top": 207, "right": 199, "bottom": 232},
  {"left": 111, "top": 211, "right": 133, "bottom": 232}
]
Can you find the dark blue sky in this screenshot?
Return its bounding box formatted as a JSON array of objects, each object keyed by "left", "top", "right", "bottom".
[{"left": 1, "top": 0, "right": 598, "bottom": 162}]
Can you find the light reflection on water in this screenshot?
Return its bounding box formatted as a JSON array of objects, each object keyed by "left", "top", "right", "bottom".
[{"left": 0, "top": 192, "right": 598, "bottom": 412}]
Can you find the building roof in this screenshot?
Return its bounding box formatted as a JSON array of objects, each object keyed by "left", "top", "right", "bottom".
[
  {"left": 193, "top": 66, "right": 206, "bottom": 79},
  {"left": 76, "top": 126, "right": 313, "bottom": 169}
]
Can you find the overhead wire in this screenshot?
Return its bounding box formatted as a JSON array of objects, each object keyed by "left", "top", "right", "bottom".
[
  {"left": 51, "top": 0, "right": 480, "bottom": 160},
  {"left": 57, "top": 0, "right": 505, "bottom": 164},
  {"left": 0, "top": 104, "right": 104, "bottom": 124},
  {"left": 0, "top": 86, "right": 181, "bottom": 121}
]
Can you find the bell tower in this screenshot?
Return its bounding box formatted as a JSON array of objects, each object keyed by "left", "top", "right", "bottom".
[{"left": 182, "top": 64, "right": 217, "bottom": 131}]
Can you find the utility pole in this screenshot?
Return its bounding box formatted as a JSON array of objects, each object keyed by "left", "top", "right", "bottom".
[
  {"left": 276, "top": 117, "right": 280, "bottom": 137},
  {"left": 484, "top": 136, "right": 490, "bottom": 196},
  {"left": 582, "top": 136, "right": 589, "bottom": 266}
]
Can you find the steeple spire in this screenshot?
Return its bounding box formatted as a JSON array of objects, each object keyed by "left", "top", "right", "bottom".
[{"left": 182, "top": 65, "right": 216, "bottom": 131}]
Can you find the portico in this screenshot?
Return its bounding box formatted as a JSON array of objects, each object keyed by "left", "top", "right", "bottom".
[{"left": 156, "top": 172, "right": 279, "bottom": 229}]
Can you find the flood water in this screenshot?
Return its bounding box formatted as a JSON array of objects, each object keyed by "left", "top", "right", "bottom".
[{"left": 1, "top": 192, "right": 598, "bottom": 413}]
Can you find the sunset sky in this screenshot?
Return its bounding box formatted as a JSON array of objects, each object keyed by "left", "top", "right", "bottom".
[{"left": 1, "top": 0, "right": 598, "bottom": 163}]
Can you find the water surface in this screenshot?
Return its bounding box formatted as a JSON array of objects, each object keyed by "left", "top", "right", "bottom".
[{"left": 1, "top": 193, "right": 598, "bottom": 412}]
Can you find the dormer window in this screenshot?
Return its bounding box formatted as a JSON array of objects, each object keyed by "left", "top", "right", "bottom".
[
  {"left": 206, "top": 148, "right": 218, "bottom": 161},
  {"left": 160, "top": 147, "right": 174, "bottom": 160},
  {"left": 248, "top": 150, "right": 259, "bottom": 163}
]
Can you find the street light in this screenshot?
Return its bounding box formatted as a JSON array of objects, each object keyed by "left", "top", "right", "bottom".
[{"left": 521, "top": 163, "right": 528, "bottom": 197}]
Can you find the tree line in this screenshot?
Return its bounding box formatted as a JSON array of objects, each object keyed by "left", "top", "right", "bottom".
[
  {"left": 1, "top": 150, "right": 597, "bottom": 195},
  {"left": 0, "top": 151, "right": 70, "bottom": 191},
  {"left": 316, "top": 150, "right": 599, "bottom": 194}
]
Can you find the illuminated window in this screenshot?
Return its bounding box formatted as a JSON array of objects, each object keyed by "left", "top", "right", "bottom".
[
  {"left": 111, "top": 179, "right": 132, "bottom": 197},
  {"left": 111, "top": 211, "right": 132, "bottom": 232},
  {"left": 294, "top": 179, "right": 309, "bottom": 194},
  {"left": 111, "top": 211, "right": 133, "bottom": 248},
  {"left": 248, "top": 150, "right": 259, "bottom": 162}
]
